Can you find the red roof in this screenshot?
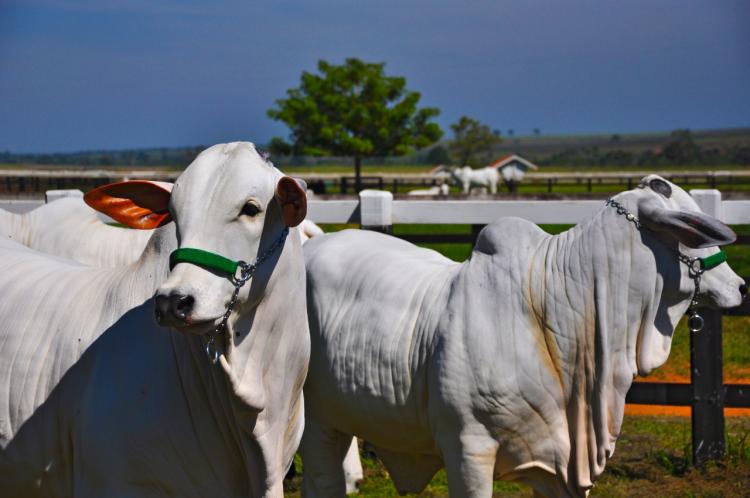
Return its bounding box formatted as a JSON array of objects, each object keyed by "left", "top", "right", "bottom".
[{"left": 487, "top": 154, "right": 539, "bottom": 170}]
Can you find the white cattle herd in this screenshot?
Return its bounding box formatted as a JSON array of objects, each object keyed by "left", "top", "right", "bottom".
[{"left": 0, "top": 143, "right": 745, "bottom": 497}]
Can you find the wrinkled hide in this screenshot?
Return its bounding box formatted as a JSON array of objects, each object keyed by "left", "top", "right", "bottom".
[{"left": 301, "top": 176, "right": 743, "bottom": 497}]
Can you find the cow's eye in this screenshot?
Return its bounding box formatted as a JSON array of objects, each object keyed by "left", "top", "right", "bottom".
[{"left": 241, "top": 202, "right": 261, "bottom": 217}]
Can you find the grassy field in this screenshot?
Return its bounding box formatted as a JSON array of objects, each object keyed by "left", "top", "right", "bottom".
[{"left": 283, "top": 417, "right": 750, "bottom": 497}]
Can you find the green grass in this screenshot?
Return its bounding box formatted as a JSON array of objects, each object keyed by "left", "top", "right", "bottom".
[{"left": 284, "top": 417, "right": 750, "bottom": 497}]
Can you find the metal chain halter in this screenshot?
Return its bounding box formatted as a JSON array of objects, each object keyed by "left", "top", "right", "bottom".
[
  {"left": 605, "top": 198, "right": 727, "bottom": 333},
  {"left": 169, "top": 227, "right": 289, "bottom": 363}
]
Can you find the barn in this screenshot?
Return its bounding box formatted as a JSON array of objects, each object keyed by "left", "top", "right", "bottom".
[{"left": 488, "top": 154, "right": 539, "bottom": 192}]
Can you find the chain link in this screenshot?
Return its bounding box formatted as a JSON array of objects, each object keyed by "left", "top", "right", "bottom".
[
  {"left": 205, "top": 227, "right": 289, "bottom": 363},
  {"left": 605, "top": 198, "right": 641, "bottom": 229}
]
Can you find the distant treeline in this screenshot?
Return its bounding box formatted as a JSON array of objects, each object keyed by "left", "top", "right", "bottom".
[
  {"left": 0, "top": 146, "right": 206, "bottom": 168},
  {"left": 534, "top": 129, "right": 750, "bottom": 167},
  {"left": 2, "top": 129, "right": 749, "bottom": 168}
]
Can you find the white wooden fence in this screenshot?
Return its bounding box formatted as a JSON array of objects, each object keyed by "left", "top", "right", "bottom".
[
  {"left": 303, "top": 189, "right": 750, "bottom": 227},
  {"left": 2, "top": 189, "right": 749, "bottom": 226}
]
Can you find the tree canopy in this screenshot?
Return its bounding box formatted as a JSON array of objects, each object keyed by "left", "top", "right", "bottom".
[
  {"left": 449, "top": 116, "right": 502, "bottom": 166},
  {"left": 267, "top": 58, "right": 443, "bottom": 189}
]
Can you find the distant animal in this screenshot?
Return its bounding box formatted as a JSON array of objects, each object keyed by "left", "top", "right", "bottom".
[
  {"left": 0, "top": 142, "right": 310, "bottom": 497},
  {"left": 300, "top": 175, "right": 745, "bottom": 497},
  {"left": 450, "top": 165, "right": 500, "bottom": 194},
  {"left": 0, "top": 196, "right": 152, "bottom": 267},
  {"left": 407, "top": 183, "right": 450, "bottom": 196}
]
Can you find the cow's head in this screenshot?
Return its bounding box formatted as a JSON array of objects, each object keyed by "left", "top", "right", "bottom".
[
  {"left": 85, "top": 142, "right": 307, "bottom": 336},
  {"left": 616, "top": 175, "right": 745, "bottom": 374}
]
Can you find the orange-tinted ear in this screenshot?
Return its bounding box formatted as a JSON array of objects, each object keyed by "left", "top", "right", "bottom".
[
  {"left": 275, "top": 176, "right": 307, "bottom": 227},
  {"left": 84, "top": 180, "right": 173, "bottom": 229}
]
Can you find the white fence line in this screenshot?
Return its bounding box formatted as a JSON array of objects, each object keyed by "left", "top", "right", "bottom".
[
  {"left": 308, "top": 189, "right": 749, "bottom": 225},
  {"left": 2, "top": 189, "right": 749, "bottom": 225}
]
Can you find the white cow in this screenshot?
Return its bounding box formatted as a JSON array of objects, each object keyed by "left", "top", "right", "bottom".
[
  {"left": 407, "top": 183, "right": 450, "bottom": 196},
  {"left": 0, "top": 196, "right": 152, "bottom": 267},
  {"left": 0, "top": 142, "right": 310, "bottom": 497},
  {"left": 451, "top": 165, "right": 500, "bottom": 194},
  {"left": 300, "top": 175, "right": 745, "bottom": 497}
]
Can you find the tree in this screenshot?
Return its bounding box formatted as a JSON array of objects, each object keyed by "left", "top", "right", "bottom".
[
  {"left": 449, "top": 116, "right": 502, "bottom": 166},
  {"left": 267, "top": 58, "right": 443, "bottom": 191},
  {"left": 426, "top": 145, "right": 451, "bottom": 165},
  {"left": 663, "top": 129, "right": 701, "bottom": 164}
]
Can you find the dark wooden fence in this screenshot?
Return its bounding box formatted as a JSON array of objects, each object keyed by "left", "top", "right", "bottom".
[{"left": 3, "top": 169, "right": 750, "bottom": 196}]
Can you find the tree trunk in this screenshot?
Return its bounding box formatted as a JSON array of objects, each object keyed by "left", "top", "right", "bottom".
[{"left": 355, "top": 156, "right": 362, "bottom": 193}]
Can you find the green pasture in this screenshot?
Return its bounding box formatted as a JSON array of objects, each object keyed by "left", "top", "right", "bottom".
[{"left": 283, "top": 417, "right": 750, "bottom": 497}]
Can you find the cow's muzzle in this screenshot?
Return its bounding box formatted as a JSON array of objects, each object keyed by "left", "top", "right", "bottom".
[{"left": 155, "top": 292, "right": 195, "bottom": 325}]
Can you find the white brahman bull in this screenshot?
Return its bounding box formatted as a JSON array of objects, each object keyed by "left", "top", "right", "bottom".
[
  {"left": 451, "top": 165, "right": 500, "bottom": 194},
  {"left": 0, "top": 196, "right": 152, "bottom": 267},
  {"left": 0, "top": 142, "right": 310, "bottom": 497},
  {"left": 300, "top": 175, "right": 745, "bottom": 497}
]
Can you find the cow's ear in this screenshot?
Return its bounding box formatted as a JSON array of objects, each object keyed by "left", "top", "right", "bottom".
[
  {"left": 638, "top": 197, "right": 736, "bottom": 248},
  {"left": 84, "top": 180, "right": 173, "bottom": 229},
  {"left": 275, "top": 176, "right": 307, "bottom": 227}
]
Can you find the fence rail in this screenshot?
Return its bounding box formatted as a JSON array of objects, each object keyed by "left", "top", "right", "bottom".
[
  {"left": 3, "top": 168, "right": 750, "bottom": 195},
  {"left": 303, "top": 196, "right": 750, "bottom": 225}
]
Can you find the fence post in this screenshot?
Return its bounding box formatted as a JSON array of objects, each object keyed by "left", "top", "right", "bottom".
[
  {"left": 689, "top": 189, "right": 725, "bottom": 466},
  {"left": 471, "top": 224, "right": 485, "bottom": 245},
  {"left": 359, "top": 189, "right": 393, "bottom": 234}
]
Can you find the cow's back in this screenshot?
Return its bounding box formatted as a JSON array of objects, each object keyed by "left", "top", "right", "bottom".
[
  {"left": 25, "top": 197, "right": 151, "bottom": 267},
  {"left": 0, "top": 239, "right": 154, "bottom": 443},
  {"left": 304, "top": 230, "right": 459, "bottom": 453}
]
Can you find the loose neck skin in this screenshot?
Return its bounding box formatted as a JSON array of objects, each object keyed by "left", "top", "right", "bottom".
[
  {"left": 526, "top": 199, "right": 690, "bottom": 490},
  {"left": 181, "top": 222, "right": 308, "bottom": 496}
]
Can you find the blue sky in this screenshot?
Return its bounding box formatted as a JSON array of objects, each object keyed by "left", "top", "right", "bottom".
[{"left": 1, "top": 0, "right": 748, "bottom": 152}]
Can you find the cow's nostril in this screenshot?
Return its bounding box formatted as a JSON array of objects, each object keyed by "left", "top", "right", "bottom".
[
  {"left": 740, "top": 283, "right": 748, "bottom": 297},
  {"left": 170, "top": 294, "right": 195, "bottom": 320}
]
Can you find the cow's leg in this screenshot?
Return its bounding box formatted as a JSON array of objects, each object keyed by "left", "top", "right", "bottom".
[
  {"left": 299, "top": 419, "right": 353, "bottom": 498},
  {"left": 490, "top": 181, "right": 497, "bottom": 194},
  {"left": 342, "top": 438, "right": 363, "bottom": 494},
  {"left": 438, "top": 433, "right": 498, "bottom": 498}
]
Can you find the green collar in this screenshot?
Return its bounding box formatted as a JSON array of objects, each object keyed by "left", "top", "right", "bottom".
[
  {"left": 700, "top": 250, "right": 727, "bottom": 271},
  {"left": 168, "top": 227, "right": 289, "bottom": 282},
  {"left": 170, "top": 248, "right": 239, "bottom": 277}
]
